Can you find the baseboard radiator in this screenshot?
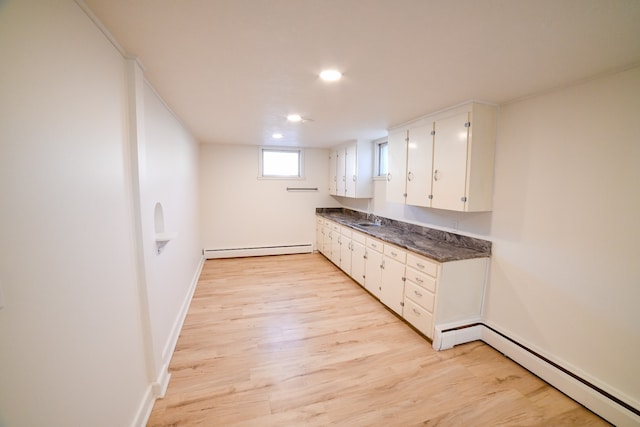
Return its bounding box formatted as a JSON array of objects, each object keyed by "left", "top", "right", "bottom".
[
  {"left": 434, "top": 322, "right": 640, "bottom": 427},
  {"left": 204, "top": 244, "right": 313, "bottom": 259}
]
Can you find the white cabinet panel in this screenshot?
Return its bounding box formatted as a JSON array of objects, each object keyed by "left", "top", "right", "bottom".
[
  {"left": 432, "top": 112, "right": 470, "bottom": 211},
  {"left": 406, "top": 123, "right": 434, "bottom": 207},
  {"left": 386, "top": 128, "right": 408, "bottom": 204},
  {"left": 380, "top": 255, "right": 405, "bottom": 316}
]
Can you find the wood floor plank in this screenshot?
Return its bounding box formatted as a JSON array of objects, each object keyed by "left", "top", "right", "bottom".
[{"left": 147, "top": 253, "right": 609, "bottom": 426}]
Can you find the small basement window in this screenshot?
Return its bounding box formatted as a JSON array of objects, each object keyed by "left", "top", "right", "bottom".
[
  {"left": 259, "top": 147, "right": 304, "bottom": 179},
  {"left": 376, "top": 140, "right": 388, "bottom": 177}
]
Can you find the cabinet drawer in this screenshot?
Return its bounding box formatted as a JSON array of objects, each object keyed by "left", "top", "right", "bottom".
[
  {"left": 366, "top": 237, "right": 383, "bottom": 252},
  {"left": 384, "top": 245, "right": 406, "bottom": 263},
  {"left": 405, "top": 268, "right": 436, "bottom": 293},
  {"left": 406, "top": 253, "right": 438, "bottom": 278},
  {"left": 341, "top": 226, "right": 352, "bottom": 237},
  {"left": 330, "top": 222, "right": 340, "bottom": 232},
  {"left": 405, "top": 281, "right": 435, "bottom": 312},
  {"left": 404, "top": 298, "right": 433, "bottom": 339},
  {"left": 352, "top": 231, "right": 366, "bottom": 245}
]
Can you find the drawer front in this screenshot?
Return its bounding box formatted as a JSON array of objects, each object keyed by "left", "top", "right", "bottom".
[
  {"left": 341, "top": 226, "right": 352, "bottom": 237},
  {"left": 405, "top": 281, "right": 435, "bottom": 312},
  {"left": 383, "top": 245, "right": 406, "bottom": 263},
  {"left": 405, "top": 268, "right": 436, "bottom": 293},
  {"left": 404, "top": 298, "right": 433, "bottom": 339},
  {"left": 406, "top": 253, "right": 438, "bottom": 278},
  {"left": 352, "top": 231, "right": 366, "bottom": 245},
  {"left": 366, "top": 237, "right": 383, "bottom": 252}
]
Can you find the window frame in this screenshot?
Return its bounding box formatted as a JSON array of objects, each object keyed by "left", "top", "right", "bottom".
[
  {"left": 374, "top": 138, "right": 389, "bottom": 180},
  {"left": 258, "top": 146, "right": 305, "bottom": 180}
]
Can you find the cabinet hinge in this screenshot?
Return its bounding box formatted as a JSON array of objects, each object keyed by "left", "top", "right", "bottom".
[
  {"left": 428, "top": 194, "right": 433, "bottom": 200},
  {"left": 430, "top": 130, "right": 435, "bottom": 136},
  {"left": 461, "top": 196, "right": 468, "bottom": 202},
  {"left": 402, "top": 277, "right": 406, "bottom": 282},
  {"left": 464, "top": 122, "right": 471, "bottom": 128},
  {"left": 405, "top": 137, "right": 409, "bottom": 142},
  {"left": 400, "top": 301, "right": 405, "bottom": 306},
  {"left": 403, "top": 193, "right": 407, "bottom": 198}
]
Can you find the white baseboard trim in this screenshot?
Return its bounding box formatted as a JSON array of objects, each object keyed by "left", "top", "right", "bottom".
[
  {"left": 480, "top": 325, "right": 640, "bottom": 427},
  {"left": 130, "top": 384, "right": 155, "bottom": 427},
  {"left": 161, "top": 256, "right": 205, "bottom": 363},
  {"left": 204, "top": 244, "right": 313, "bottom": 259},
  {"left": 135, "top": 256, "right": 205, "bottom": 427},
  {"left": 432, "top": 319, "right": 483, "bottom": 351},
  {"left": 434, "top": 322, "right": 640, "bottom": 426}
]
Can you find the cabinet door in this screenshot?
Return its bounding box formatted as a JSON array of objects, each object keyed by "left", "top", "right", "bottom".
[
  {"left": 386, "top": 128, "right": 408, "bottom": 204},
  {"left": 432, "top": 112, "right": 470, "bottom": 211},
  {"left": 380, "top": 256, "right": 406, "bottom": 316},
  {"left": 406, "top": 123, "right": 434, "bottom": 207},
  {"left": 351, "top": 240, "right": 366, "bottom": 286},
  {"left": 315, "top": 219, "right": 324, "bottom": 253},
  {"left": 340, "top": 236, "right": 352, "bottom": 275},
  {"left": 336, "top": 148, "right": 346, "bottom": 196},
  {"left": 344, "top": 143, "right": 357, "bottom": 197},
  {"left": 328, "top": 149, "right": 337, "bottom": 195},
  {"left": 364, "top": 249, "right": 383, "bottom": 299},
  {"left": 322, "top": 226, "right": 332, "bottom": 257},
  {"left": 330, "top": 231, "right": 341, "bottom": 265}
]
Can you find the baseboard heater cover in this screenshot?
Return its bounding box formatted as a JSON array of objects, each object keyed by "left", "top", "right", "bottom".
[
  {"left": 204, "top": 244, "right": 313, "bottom": 259},
  {"left": 435, "top": 322, "right": 640, "bottom": 426}
]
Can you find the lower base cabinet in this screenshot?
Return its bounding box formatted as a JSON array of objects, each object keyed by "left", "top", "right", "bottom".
[{"left": 316, "top": 216, "right": 488, "bottom": 343}]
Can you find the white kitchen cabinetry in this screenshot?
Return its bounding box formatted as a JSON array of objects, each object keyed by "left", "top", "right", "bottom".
[
  {"left": 386, "top": 101, "right": 497, "bottom": 212},
  {"left": 329, "top": 222, "right": 341, "bottom": 266},
  {"left": 364, "top": 237, "right": 383, "bottom": 299},
  {"left": 405, "top": 122, "right": 434, "bottom": 207},
  {"left": 339, "top": 226, "right": 352, "bottom": 275},
  {"left": 380, "top": 245, "right": 406, "bottom": 316},
  {"left": 328, "top": 149, "right": 338, "bottom": 195},
  {"left": 403, "top": 252, "right": 487, "bottom": 339},
  {"left": 386, "top": 128, "right": 408, "bottom": 204},
  {"left": 316, "top": 215, "right": 488, "bottom": 347},
  {"left": 329, "top": 139, "right": 373, "bottom": 199},
  {"left": 430, "top": 104, "right": 496, "bottom": 211},
  {"left": 350, "top": 231, "right": 366, "bottom": 286},
  {"left": 387, "top": 121, "right": 434, "bottom": 206},
  {"left": 315, "top": 217, "right": 324, "bottom": 253}
]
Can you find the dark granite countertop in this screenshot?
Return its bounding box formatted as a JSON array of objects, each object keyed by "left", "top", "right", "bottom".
[{"left": 316, "top": 208, "right": 491, "bottom": 262}]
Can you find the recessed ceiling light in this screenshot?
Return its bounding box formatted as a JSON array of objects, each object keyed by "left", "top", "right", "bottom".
[
  {"left": 320, "top": 69, "right": 342, "bottom": 82},
  {"left": 272, "top": 133, "right": 283, "bottom": 139},
  {"left": 287, "top": 114, "right": 303, "bottom": 122}
]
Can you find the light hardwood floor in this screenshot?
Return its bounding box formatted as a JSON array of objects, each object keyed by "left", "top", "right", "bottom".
[{"left": 147, "top": 253, "right": 609, "bottom": 426}]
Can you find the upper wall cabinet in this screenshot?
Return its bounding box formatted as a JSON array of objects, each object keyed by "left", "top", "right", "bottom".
[
  {"left": 386, "top": 101, "right": 497, "bottom": 212},
  {"left": 329, "top": 139, "right": 373, "bottom": 199}
]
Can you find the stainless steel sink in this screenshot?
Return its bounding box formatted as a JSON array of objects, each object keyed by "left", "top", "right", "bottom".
[{"left": 355, "top": 222, "right": 380, "bottom": 227}]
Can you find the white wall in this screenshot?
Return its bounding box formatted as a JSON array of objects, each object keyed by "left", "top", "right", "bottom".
[
  {"left": 199, "top": 144, "right": 338, "bottom": 251},
  {"left": 138, "top": 80, "right": 202, "bottom": 379},
  {"left": 365, "top": 66, "right": 640, "bottom": 414},
  {"left": 485, "top": 66, "right": 640, "bottom": 408},
  {"left": 0, "top": 1, "right": 148, "bottom": 426}
]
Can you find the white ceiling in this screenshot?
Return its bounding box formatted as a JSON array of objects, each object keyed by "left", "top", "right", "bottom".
[{"left": 84, "top": 0, "right": 640, "bottom": 148}]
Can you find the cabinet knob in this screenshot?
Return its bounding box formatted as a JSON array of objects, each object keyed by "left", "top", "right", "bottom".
[
  {"left": 414, "top": 290, "right": 423, "bottom": 297},
  {"left": 434, "top": 170, "right": 439, "bottom": 181},
  {"left": 407, "top": 171, "right": 413, "bottom": 181},
  {"left": 352, "top": 175, "right": 357, "bottom": 182},
  {"left": 386, "top": 173, "right": 392, "bottom": 182}
]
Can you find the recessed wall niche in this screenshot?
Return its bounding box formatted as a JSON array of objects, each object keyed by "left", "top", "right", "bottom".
[{"left": 154, "top": 202, "right": 177, "bottom": 254}]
